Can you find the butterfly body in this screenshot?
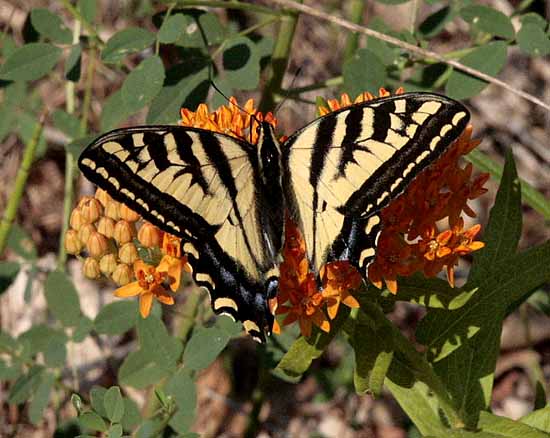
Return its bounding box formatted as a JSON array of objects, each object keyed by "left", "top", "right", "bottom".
[{"left": 79, "top": 92, "right": 470, "bottom": 342}]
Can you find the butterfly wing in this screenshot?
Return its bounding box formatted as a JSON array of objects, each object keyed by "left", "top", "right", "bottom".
[
  {"left": 79, "top": 125, "right": 277, "bottom": 340},
  {"left": 281, "top": 92, "right": 470, "bottom": 276}
]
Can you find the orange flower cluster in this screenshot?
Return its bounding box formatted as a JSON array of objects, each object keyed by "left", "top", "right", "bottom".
[
  {"left": 65, "top": 189, "right": 191, "bottom": 317},
  {"left": 319, "top": 89, "right": 487, "bottom": 293}
]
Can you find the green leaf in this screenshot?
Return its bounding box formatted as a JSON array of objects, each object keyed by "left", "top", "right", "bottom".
[
  {"left": 343, "top": 48, "right": 386, "bottom": 97},
  {"left": 7, "top": 223, "right": 37, "bottom": 259},
  {"left": 100, "top": 90, "right": 131, "bottom": 131},
  {"left": 107, "top": 424, "right": 123, "bottom": 438},
  {"left": 469, "top": 150, "right": 521, "bottom": 283},
  {"left": 101, "top": 28, "right": 155, "bottom": 64},
  {"left": 389, "top": 274, "right": 462, "bottom": 309},
  {"left": 18, "top": 324, "right": 67, "bottom": 354},
  {"left": 167, "top": 10, "right": 224, "bottom": 48},
  {"left": 53, "top": 109, "right": 81, "bottom": 139},
  {"left": 0, "top": 261, "right": 20, "bottom": 294},
  {"left": 65, "top": 44, "right": 82, "bottom": 81},
  {"left": 121, "top": 55, "right": 165, "bottom": 114},
  {"left": 30, "top": 9, "right": 72, "bottom": 44},
  {"left": 521, "top": 406, "right": 550, "bottom": 432},
  {"left": 349, "top": 312, "right": 394, "bottom": 396},
  {"left": 182, "top": 326, "right": 229, "bottom": 370},
  {"left": 0, "top": 43, "right": 62, "bottom": 81},
  {"left": 0, "top": 331, "right": 17, "bottom": 354},
  {"left": 44, "top": 270, "right": 81, "bottom": 327},
  {"left": 222, "top": 36, "right": 260, "bottom": 91},
  {"left": 158, "top": 14, "right": 187, "bottom": 44},
  {"left": 136, "top": 419, "right": 164, "bottom": 438},
  {"left": 517, "top": 23, "right": 550, "bottom": 57},
  {"left": 118, "top": 350, "right": 172, "bottom": 389},
  {"left": 8, "top": 365, "right": 45, "bottom": 404},
  {"left": 460, "top": 5, "right": 515, "bottom": 39},
  {"left": 146, "top": 65, "right": 209, "bottom": 124},
  {"left": 43, "top": 338, "right": 67, "bottom": 368},
  {"left": 165, "top": 370, "right": 196, "bottom": 432},
  {"left": 78, "top": 0, "right": 97, "bottom": 23},
  {"left": 445, "top": 41, "right": 507, "bottom": 99},
  {"left": 66, "top": 135, "right": 95, "bottom": 158},
  {"left": 0, "top": 360, "right": 20, "bottom": 381},
  {"left": 94, "top": 300, "right": 138, "bottom": 335},
  {"left": 520, "top": 13, "right": 547, "bottom": 30},
  {"left": 28, "top": 371, "right": 55, "bottom": 425},
  {"left": 137, "top": 315, "right": 182, "bottom": 366},
  {"left": 121, "top": 397, "right": 141, "bottom": 431},
  {"left": 79, "top": 411, "right": 108, "bottom": 432},
  {"left": 72, "top": 315, "right": 94, "bottom": 342},
  {"left": 18, "top": 112, "right": 47, "bottom": 158},
  {"left": 418, "top": 6, "right": 457, "bottom": 39},
  {"left": 375, "top": 0, "right": 410, "bottom": 4},
  {"left": 366, "top": 36, "right": 397, "bottom": 66},
  {"left": 478, "top": 411, "right": 549, "bottom": 438},
  {"left": 90, "top": 386, "right": 107, "bottom": 418},
  {"left": 104, "top": 386, "right": 124, "bottom": 423},
  {"left": 466, "top": 149, "right": 550, "bottom": 220}
]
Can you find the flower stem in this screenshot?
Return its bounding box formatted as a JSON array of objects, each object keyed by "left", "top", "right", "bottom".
[
  {"left": 0, "top": 120, "right": 44, "bottom": 256},
  {"left": 259, "top": 3, "right": 301, "bottom": 112},
  {"left": 343, "top": 0, "right": 365, "bottom": 61}
]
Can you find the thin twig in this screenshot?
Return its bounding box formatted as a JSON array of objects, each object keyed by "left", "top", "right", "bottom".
[{"left": 270, "top": 0, "right": 550, "bottom": 112}]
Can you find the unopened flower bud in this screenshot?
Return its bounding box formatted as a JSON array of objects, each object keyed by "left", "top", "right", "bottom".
[
  {"left": 112, "top": 263, "right": 133, "bottom": 286},
  {"left": 119, "top": 204, "right": 140, "bottom": 222},
  {"left": 113, "top": 220, "right": 135, "bottom": 245},
  {"left": 78, "top": 195, "right": 93, "bottom": 208},
  {"left": 69, "top": 208, "right": 85, "bottom": 231},
  {"left": 65, "top": 229, "right": 83, "bottom": 255},
  {"left": 138, "top": 222, "right": 163, "bottom": 248},
  {"left": 83, "top": 257, "right": 101, "bottom": 279},
  {"left": 97, "top": 217, "right": 115, "bottom": 238},
  {"left": 80, "top": 197, "right": 103, "bottom": 223},
  {"left": 119, "top": 242, "right": 139, "bottom": 264},
  {"left": 78, "top": 223, "right": 96, "bottom": 246},
  {"left": 87, "top": 231, "right": 109, "bottom": 258},
  {"left": 99, "top": 253, "right": 118, "bottom": 276},
  {"left": 104, "top": 200, "right": 120, "bottom": 220},
  {"left": 95, "top": 188, "right": 112, "bottom": 207}
]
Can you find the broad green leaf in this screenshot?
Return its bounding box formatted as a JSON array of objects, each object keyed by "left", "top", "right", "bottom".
[
  {"left": 121, "top": 55, "right": 165, "bottom": 114},
  {"left": 375, "top": 0, "right": 410, "bottom": 4},
  {"left": 521, "top": 406, "right": 550, "bottom": 432},
  {"left": 8, "top": 365, "right": 45, "bottom": 404},
  {"left": 343, "top": 48, "right": 386, "bottom": 97},
  {"left": 349, "top": 311, "right": 394, "bottom": 396},
  {"left": 100, "top": 90, "right": 131, "bottom": 131},
  {"left": 146, "top": 66, "right": 209, "bottom": 124},
  {"left": 445, "top": 42, "right": 507, "bottom": 99},
  {"left": 158, "top": 14, "right": 187, "bottom": 44},
  {"left": 28, "top": 371, "right": 55, "bottom": 425},
  {"left": 222, "top": 36, "right": 260, "bottom": 90},
  {"left": 478, "top": 411, "right": 549, "bottom": 437},
  {"left": 72, "top": 315, "right": 94, "bottom": 342},
  {"left": 136, "top": 419, "right": 164, "bottom": 438},
  {"left": 94, "top": 300, "right": 138, "bottom": 335},
  {"left": 18, "top": 111, "right": 47, "bottom": 158},
  {"left": 167, "top": 10, "right": 224, "bottom": 48},
  {"left": 0, "top": 331, "right": 17, "bottom": 353},
  {"left": 517, "top": 24, "right": 550, "bottom": 57},
  {"left": 66, "top": 135, "right": 95, "bottom": 158},
  {"left": 366, "top": 36, "right": 397, "bottom": 66},
  {"left": 104, "top": 386, "right": 124, "bottom": 423},
  {"left": 101, "top": 28, "right": 155, "bottom": 64},
  {"left": 90, "top": 386, "right": 107, "bottom": 418},
  {"left": 165, "top": 370, "right": 196, "bottom": 432},
  {"left": 460, "top": 5, "right": 515, "bottom": 39},
  {"left": 390, "top": 274, "right": 461, "bottom": 309},
  {"left": 0, "top": 102, "right": 18, "bottom": 144},
  {"left": 7, "top": 223, "right": 37, "bottom": 259},
  {"left": 466, "top": 149, "right": 550, "bottom": 219},
  {"left": 0, "top": 261, "right": 20, "bottom": 294},
  {"left": 2, "top": 33, "right": 17, "bottom": 58},
  {"left": 44, "top": 270, "right": 81, "bottom": 327},
  {"left": 520, "top": 13, "right": 547, "bottom": 30},
  {"left": 30, "top": 9, "right": 72, "bottom": 44},
  {"left": 121, "top": 397, "right": 141, "bottom": 431},
  {"left": 43, "top": 338, "right": 67, "bottom": 368},
  {"left": 470, "top": 151, "right": 521, "bottom": 283},
  {"left": 0, "top": 43, "right": 62, "bottom": 81},
  {"left": 197, "top": 12, "right": 224, "bottom": 46},
  {"left": 0, "top": 360, "right": 20, "bottom": 380},
  {"left": 137, "top": 314, "right": 182, "bottom": 366},
  {"left": 79, "top": 411, "right": 108, "bottom": 432},
  {"left": 118, "top": 350, "right": 172, "bottom": 389},
  {"left": 78, "top": 0, "right": 97, "bottom": 23},
  {"left": 183, "top": 326, "right": 230, "bottom": 370},
  {"left": 418, "top": 6, "right": 457, "bottom": 39},
  {"left": 65, "top": 44, "right": 82, "bottom": 81},
  {"left": 18, "top": 324, "right": 67, "bottom": 354},
  {"left": 107, "top": 424, "right": 123, "bottom": 438},
  {"left": 209, "top": 76, "right": 233, "bottom": 109},
  {"left": 52, "top": 109, "right": 81, "bottom": 139}
]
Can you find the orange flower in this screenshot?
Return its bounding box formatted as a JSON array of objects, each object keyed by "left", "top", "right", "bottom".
[{"left": 321, "top": 262, "right": 361, "bottom": 319}]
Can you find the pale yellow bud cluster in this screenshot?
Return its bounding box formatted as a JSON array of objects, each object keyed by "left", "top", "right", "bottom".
[{"left": 65, "top": 188, "right": 164, "bottom": 286}]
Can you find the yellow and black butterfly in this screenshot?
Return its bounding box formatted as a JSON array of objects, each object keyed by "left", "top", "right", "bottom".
[{"left": 79, "top": 92, "right": 469, "bottom": 342}]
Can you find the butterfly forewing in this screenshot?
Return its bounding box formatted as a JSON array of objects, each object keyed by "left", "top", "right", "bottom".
[{"left": 282, "top": 92, "right": 470, "bottom": 275}]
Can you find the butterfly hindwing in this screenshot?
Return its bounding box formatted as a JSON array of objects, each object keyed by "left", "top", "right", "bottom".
[{"left": 282, "top": 92, "right": 470, "bottom": 275}]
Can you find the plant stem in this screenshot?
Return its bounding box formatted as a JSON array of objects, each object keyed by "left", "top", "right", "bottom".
[
  {"left": 172, "top": 0, "right": 283, "bottom": 16},
  {"left": 343, "top": 0, "right": 365, "bottom": 61},
  {"left": 59, "top": 0, "right": 103, "bottom": 45},
  {"left": 0, "top": 121, "right": 44, "bottom": 256},
  {"left": 259, "top": 3, "right": 301, "bottom": 111}
]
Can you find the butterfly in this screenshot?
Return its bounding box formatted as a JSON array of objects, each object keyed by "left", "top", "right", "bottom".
[{"left": 79, "top": 92, "right": 469, "bottom": 342}]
